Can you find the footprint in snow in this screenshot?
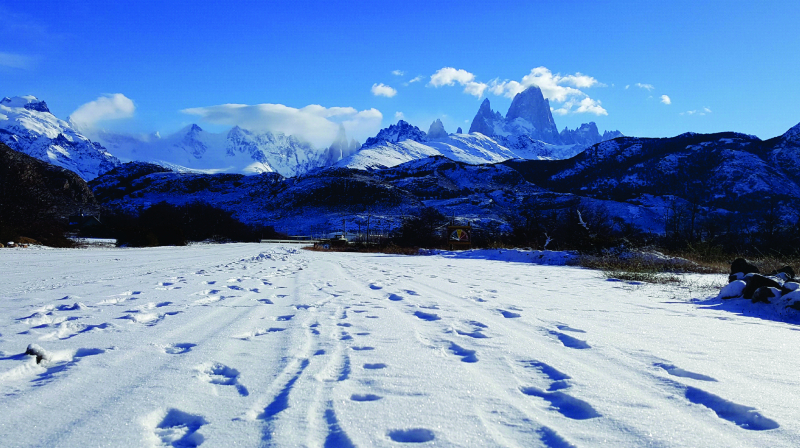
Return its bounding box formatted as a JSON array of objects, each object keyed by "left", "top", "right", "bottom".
[
  {"left": 162, "top": 343, "right": 196, "bottom": 355},
  {"left": 276, "top": 315, "right": 294, "bottom": 321},
  {"left": 520, "top": 387, "right": 600, "bottom": 420},
  {"left": 555, "top": 324, "right": 586, "bottom": 334},
  {"left": 654, "top": 363, "right": 717, "bottom": 382},
  {"left": 363, "top": 363, "right": 387, "bottom": 369},
  {"left": 369, "top": 283, "right": 383, "bottom": 290},
  {"left": 684, "top": 385, "right": 779, "bottom": 430},
  {"left": 414, "top": 311, "right": 440, "bottom": 321},
  {"left": 351, "top": 393, "right": 382, "bottom": 402},
  {"left": 197, "top": 362, "right": 248, "bottom": 396},
  {"left": 448, "top": 342, "right": 478, "bottom": 363},
  {"left": 499, "top": 310, "right": 521, "bottom": 318},
  {"left": 387, "top": 428, "right": 435, "bottom": 443},
  {"left": 550, "top": 331, "right": 590, "bottom": 349},
  {"left": 150, "top": 408, "right": 207, "bottom": 447},
  {"left": 387, "top": 294, "right": 403, "bottom": 301}
]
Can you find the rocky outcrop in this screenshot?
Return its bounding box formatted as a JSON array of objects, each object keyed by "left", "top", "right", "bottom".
[
  {"left": 468, "top": 98, "right": 503, "bottom": 137},
  {"left": 504, "top": 86, "right": 560, "bottom": 143},
  {"left": 427, "top": 119, "right": 448, "bottom": 140},
  {"left": 361, "top": 120, "right": 427, "bottom": 149},
  {"left": 467, "top": 87, "right": 620, "bottom": 147}
]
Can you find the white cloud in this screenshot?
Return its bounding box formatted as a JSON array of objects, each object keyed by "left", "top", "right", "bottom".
[
  {"left": 681, "top": 107, "right": 712, "bottom": 116},
  {"left": 488, "top": 67, "right": 601, "bottom": 102},
  {"left": 371, "top": 83, "right": 397, "bottom": 98},
  {"left": 635, "top": 83, "right": 655, "bottom": 91},
  {"left": 429, "top": 67, "right": 476, "bottom": 87},
  {"left": 391, "top": 70, "right": 404, "bottom": 76},
  {"left": 660, "top": 95, "right": 671, "bottom": 105},
  {"left": 181, "top": 102, "right": 383, "bottom": 147},
  {"left": 409, "top": 75, "right": 424, "bottom": 83},
  {"left": 395, "top": 111, "right": 405, "bottom": 121},
  {"left": 428, "top": 67, "right": 488, "bottom": 98},
  {"left": 0, "top": 52, "right": 34, "bottom": 69},
  {"left": 431, "top": 66, "right": 606, "bottom": 114},
  {"left": 625, "top": 85, "right": 630, "bottom": 89},
  {"left": 575, "top": 97, "right": 608, "bottom": 115},
  {"left": 69, "top": 94, "right": 135, "bottom": 129}
]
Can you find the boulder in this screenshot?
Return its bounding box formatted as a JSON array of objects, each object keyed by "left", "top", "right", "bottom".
[
  {"left": 783, "top": 290, "right": 800, "bottom": 310},
  {"left": 752, "top": 286, "right": 781, "bottom": 304},
  {"left": 717, "top": 280, "right": 746, "bottom": 299},
  {"left": 731, "top": 258, "right": 759, "bottom": 276},
  {"left": 24, "top": 343, "right": 49, "bottom": 364},
  {"left": 768, "top": 266, "right": 795, "bottom": 279},
  {"left": 783, "top": 282, "right": 800, "bottom": 292},
  {"left": 742, "top": 274, "right": 781, "bottom": 300}
]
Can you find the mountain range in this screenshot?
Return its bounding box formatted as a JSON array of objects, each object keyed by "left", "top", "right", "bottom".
[{"left": 0, "top": 87, "right": 620, "bottom": 180}]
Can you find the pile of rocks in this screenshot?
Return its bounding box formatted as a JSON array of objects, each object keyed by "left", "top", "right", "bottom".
[{"left": 718, "top": 258, "right": 800, "bottom": 309}]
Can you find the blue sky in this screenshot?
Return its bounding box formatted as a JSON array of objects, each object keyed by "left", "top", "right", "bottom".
[{"left": 2, "top": 0, "right": 799, "bottom": 146}]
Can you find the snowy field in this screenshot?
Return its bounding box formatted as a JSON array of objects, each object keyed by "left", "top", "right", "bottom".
[{"left": 1, "top": 244, "right": 799, "bottom": 447}]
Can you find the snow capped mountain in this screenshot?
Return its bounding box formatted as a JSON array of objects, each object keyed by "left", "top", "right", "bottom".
[
  {"left": 469, "top": 86, "right": 622, "bottom": 147},
  {"left": 0, "top": 96, "right": 120, "bottom": 180},
  {"left": 96, "top": 124, "right": 329, "bottom": 177},
  {"left": 339, "top": 119, "right": 586, "bottom": 171},
  {"left": 361, "top": 120, "right": 427, "bottom": 148}
]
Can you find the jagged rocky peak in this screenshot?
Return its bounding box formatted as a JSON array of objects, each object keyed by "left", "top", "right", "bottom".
[
  {"left": 457, "top": 127, "right": 463, "bottom": 134},
  {"left": 560, "top": 122, "right": 624, "bottom": 146},
  {"left": 506, "top": 86, "right": 556, "bottom": 129},
  {"left": 468, "top": 98, "right": 500, "bottom": 136},
  {"left": 0, "top": 95, "right": 50, "bottom": 113},
  {"left": 362, "top": 120, "right": 427, "bottom": 148},
  {"left": 324, "top": 125, "right": 361, "bottom": 164},
  {"left": 427, "top": 119, "right": 448, "bottom": 140}
]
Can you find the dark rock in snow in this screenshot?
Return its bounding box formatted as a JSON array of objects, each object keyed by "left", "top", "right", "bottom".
[
  {"left": 751, "top": 287, "right": 780, "bottom": 304},
  {"left": 456, "top": 127, "right": 463, "bottom": 134},
  {"left": 742, "top": 274, "right": 781, "bottom": 300},
  {"left": 768, "top": 266, "right": 795, "bottom": 280},
  {"left": 731, "top": 258, "right": 759, "bottom": 276},
  {"left": 25, "top": 343, "right": 49, "bottom": 364}
]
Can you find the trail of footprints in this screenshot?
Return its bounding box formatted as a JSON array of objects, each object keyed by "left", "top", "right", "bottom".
[{"left": 9, "top": 250, "right": 781, "bottom": 446}]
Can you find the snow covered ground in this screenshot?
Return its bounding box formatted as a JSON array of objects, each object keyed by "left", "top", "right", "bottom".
[{"left": 1, "top": 244, "right": 799, "bottom": 447}]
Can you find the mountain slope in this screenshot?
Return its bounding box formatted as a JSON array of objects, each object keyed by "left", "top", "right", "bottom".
[
  {"left": 0, "top": 96, "right": 120, "bottom": 180},
  {"left": 504, "top": 126, "right": 800, "bottom": 213},
  {"left": 96, "top": 124, "right": 329, "bottom": 177}
]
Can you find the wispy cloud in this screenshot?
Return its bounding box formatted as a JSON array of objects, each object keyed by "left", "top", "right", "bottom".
[
  {"left": 681, "top": 107, "right": 712, "bottom": 116},
  {"left": 182, "top": 102, "right": 382, "bottom": 147},
  {"left": 69, "top": 94, "right": 135, "bottom": 129},
  {"left": 391, "top": 70, "right": 404, "bottom": 76},
  {"left": 0, "top": 52, "right": 34, "bottom": 70},
  {"left": 660, "top": 95, "right": 671, "bottom": 105},
  {"left": 635, "top": 83, "right": 655, "bottom": 91},
  {"left": 409, "top": 75, "right": 424, "bottom": 83},
  {"left": 394, "top": 111, "right": 405, "bottom": 121},
  {"left": 428, "top": 67, "right": 488, "bottom": 98},
  {"left": 371, "top": 83, "right": 397, "bottom": 98}
]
